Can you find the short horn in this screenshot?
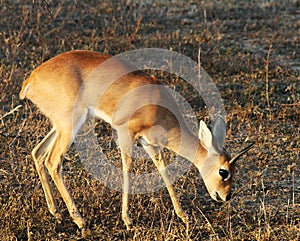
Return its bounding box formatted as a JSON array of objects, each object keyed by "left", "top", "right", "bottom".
[{"left": 229, "top": 142, "right": 255, "bottom": 164}]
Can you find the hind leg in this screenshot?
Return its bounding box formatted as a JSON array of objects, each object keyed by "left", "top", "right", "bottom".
[
  {"left": 44, "top": 124, "right": 85, "bottom": 229},
  {"left": 32, "top": 127, "right": 62, "bottom": 221}
]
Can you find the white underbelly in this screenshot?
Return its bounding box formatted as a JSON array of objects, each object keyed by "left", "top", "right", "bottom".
[{"left": 88, "top": 107, "right": 112, "bottom": 125}]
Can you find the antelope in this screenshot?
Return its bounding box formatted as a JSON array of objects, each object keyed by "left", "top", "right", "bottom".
[{"left": 20, "top": 50, "right": 254, "bottom": 232}]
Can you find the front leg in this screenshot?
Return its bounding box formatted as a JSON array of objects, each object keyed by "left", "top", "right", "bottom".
[
  {"left": 120, "top": 151, "right": 133, "bottom": 229},
  {"left": 117, "top": 128, "right": 134, "bottom": 229},
  {"left": 143, "top": 145, "right": 189, "bottom": 224}
]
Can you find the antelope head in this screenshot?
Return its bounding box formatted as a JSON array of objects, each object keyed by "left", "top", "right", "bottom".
[{"left": 195, "top": 115, "right": 254, "bottom": 202}]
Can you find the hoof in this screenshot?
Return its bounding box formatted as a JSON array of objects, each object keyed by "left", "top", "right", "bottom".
[
  {"left": 122, "top": 216, "right": 133, "bottom": 230},
  {"left": 176, "top": 211, "right": 189, "bottom": 225},
  {"left": 73, "top": 212, "right": 86, "bottom": 230},
  {"left": 52, "top": 211, "right": 63, "bottom": 224},
  {"left": 81, "top": 228, "right": 92, "bottom": 238},
  {"left": 126, "top": 222, "right": 133, "bottom": 230},
  {"left": 182, "top": 215, "right": 189, "bottom": 225}
]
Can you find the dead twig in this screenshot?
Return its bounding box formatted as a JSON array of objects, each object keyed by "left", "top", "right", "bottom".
[
  {"left": 196, "top": 206, "right": 219, "bottom": 240},
  {"left": 0, "top": 105, "right": 22, "bottom": 124},
  {"left": 264, "top": 31, "right": 279, "bottom": 112},
  {"left": 9, "top": 119, "right": 26, "bottom": 146},
  {"left": 265, "top": 42, "right": 272, "bottom": 111},
  {"left": 126, "top": 15, "right": 143, "bottom": 50}
]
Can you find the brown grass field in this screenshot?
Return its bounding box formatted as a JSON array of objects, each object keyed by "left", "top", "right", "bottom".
[{"left": 0, "top": 0, "right": 299, "bottom": 240}]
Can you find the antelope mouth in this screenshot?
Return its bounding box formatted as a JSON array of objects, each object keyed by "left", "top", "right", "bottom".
[
  {"left": 216, "top": 193, "right": 224, "bottom": 202},
  {"left": 212, "top": 192, "right": 226, "bottom": 202}
]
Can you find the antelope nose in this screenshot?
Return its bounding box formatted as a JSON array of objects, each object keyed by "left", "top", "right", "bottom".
[{"left": 226, "top": 192, "right": 232, "bottom": 201}]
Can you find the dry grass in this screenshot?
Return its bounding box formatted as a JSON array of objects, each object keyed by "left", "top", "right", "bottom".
[{"left": 0, "top": 0, "right": 299, "bottom": 240}]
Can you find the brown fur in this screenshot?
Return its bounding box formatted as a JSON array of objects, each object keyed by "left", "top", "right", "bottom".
[{"left": 20, "top": 50, "right": 252, "bottom": 231}]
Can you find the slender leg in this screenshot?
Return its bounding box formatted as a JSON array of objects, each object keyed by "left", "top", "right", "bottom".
[
  {"left": 45, "top": 127, "right": 85, "bottom": 229},
  {"left": 32, "top": 127, "right": 62, "bottom": 221},
  {"left": 143, "top": 145, "right": 189, "bottom": 224},
  {"left": 117, "top": 128, "right": 133, "bottom": 229},
  {"left": 120, "top": 151, "right": 133, "bottom": 229},
  {"left": 43, "top": 109, "right": 88, "bottom": 229}
]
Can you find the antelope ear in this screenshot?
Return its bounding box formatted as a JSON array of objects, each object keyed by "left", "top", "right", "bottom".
[
  {"left": 198, "top": 120, "right": 212, "bottom": 151},
  {"left": 212, "top": 115, "right": 227, "bottom": 153}
]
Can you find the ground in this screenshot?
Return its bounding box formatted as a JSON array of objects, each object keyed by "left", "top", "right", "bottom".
[{"left": 0, "top": 0, "right": 299, "bottom": 240}]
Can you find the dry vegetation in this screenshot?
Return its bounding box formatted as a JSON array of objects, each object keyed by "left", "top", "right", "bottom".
[{"left": 0, "top": 0, "right": 299, "bottom": 240}]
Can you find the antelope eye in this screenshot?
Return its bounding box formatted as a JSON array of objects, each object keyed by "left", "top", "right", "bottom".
[{"left": 219, "top": 169, "right": 229, "bottom": 180}]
